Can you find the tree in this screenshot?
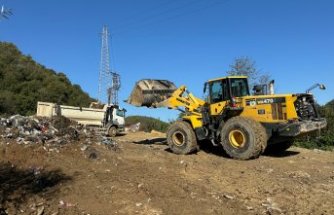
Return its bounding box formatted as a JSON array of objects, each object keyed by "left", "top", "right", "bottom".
[
  {"left": 227, "top": 57, "right": 271, "bottom": 90},
  {"left": 227, "top": 57, "right": 258, "bottom": 82},
  {"left": 0, "top": 42, "right": 95, "bottom": 116}
]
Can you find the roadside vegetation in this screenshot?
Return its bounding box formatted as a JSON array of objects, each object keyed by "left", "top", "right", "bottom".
[
  {"left": 125, "top": 115, "right": 169, "bottom": 132},
  {"left": 295, "top": 100, "right": 334, "bottom": 150},
  {"left": 0, "top": 42, "right": 94, "bottom": 116}
]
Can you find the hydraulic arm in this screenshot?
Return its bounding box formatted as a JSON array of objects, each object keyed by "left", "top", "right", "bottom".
[{"left": 153, "top": 85, "right": 206, "bottom": 115}]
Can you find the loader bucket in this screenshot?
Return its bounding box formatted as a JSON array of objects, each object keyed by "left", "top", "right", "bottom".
[{"left": 126, "top": 79, "right": 177, "bottom": 107}]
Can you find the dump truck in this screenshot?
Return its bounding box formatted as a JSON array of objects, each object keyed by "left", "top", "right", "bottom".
[
  {"left": 36, "top": 101, "right": 126, "bottom": 137},
  {"left": 126, "top": 77, "right": 327, "bottom": 159}
]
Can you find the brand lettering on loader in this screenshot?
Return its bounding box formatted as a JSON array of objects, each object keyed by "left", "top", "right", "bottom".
[
  {"left": 245, "top": 97, "right": 286, "bottom": 106},
  {"left": 257, "top": 98, "right": 274, "bottom": 105}
]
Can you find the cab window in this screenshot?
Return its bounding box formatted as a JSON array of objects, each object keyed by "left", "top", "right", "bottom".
[
  {"left": 210, "top": 80, "right": 228, "bottom": 103},
  {"left": 116, "top": 109, "right": 125, "bottom": 117},
  {"left": 230, "top": 78, "right": 249, "bottom": 97}
]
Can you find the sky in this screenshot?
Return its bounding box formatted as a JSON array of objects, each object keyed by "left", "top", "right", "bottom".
[{"left": 1, "top": 0, "right": 333, "bottom": 121}]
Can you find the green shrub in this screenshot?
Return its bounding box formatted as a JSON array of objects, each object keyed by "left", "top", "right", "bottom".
[
  {"left": 0, "top": 42, "right": 94, "bottom": 116},
  {"left": 294, "top": 134, "right": 334, "bottom": 151},
  {"left": 295, "top": 99, "right": 334, "bottom": 151}
]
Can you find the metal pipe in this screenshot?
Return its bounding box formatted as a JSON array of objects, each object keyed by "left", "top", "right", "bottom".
[
  {"left": 306, "top": 83, "right": 326, "bottom": 93},
  {"left": 268, "top": 80, "right": 275, "bottom": 95}
]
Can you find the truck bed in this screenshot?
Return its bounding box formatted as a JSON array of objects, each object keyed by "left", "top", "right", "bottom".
[{"left": 36, "top": 102, "right": 106, "bottom": 126}]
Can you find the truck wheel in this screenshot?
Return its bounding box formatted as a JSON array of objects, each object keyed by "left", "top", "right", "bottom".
[
  {"left": 220, "top": 116, "right": 267, "bottom": 160},
  {"left": 265, "top": 140, "right": 294, "bottom": 154},
  {"left": 167, "top": 121, "right": 199, "bottom": 155},
  {"left": 108, "top": 126, "right": 117, "bottom": 137}
]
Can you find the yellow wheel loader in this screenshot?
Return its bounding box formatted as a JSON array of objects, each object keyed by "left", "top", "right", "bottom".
[{"left": 126, "top": 77, "right": 326, "bottom": 159}]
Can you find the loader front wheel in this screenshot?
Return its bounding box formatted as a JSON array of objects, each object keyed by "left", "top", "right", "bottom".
[
  {"left": 167, "top": 121, "right": 198, "bottom": 155},
  {"left": 221, "top": 116, "right": 267, "bottom": 160}
]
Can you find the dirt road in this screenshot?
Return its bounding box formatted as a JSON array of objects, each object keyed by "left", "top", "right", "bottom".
[{"left": 1, "top": 132, "right": 333, "bottom": 215}]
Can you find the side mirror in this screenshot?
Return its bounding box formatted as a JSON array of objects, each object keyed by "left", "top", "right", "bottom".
[
  {"left": 203, "top": 82, "right": 208, "bottom": 93},
  {"left": 306, "top": 83, "right": 326, "bottom": 93}
]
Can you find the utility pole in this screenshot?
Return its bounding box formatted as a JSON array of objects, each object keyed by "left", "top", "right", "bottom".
[
  {"left": 98, "top": 25, "right": 111, "bottom": 104},
  {"left": 98, "top": 25, "right": 121, "bottom": 105},
  {"left": 111, "top": 71, "right": 120, "bottom": 105},
  {"left": 0, "top": 5, "right": 12, "bottom": 20}
]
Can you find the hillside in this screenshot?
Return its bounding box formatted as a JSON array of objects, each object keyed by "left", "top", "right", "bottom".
[
  {"left": 0, "top": 42, "right": 94, "bottom": 116},
  {"left": 125, "top": 115, "right": 170, "bottom": 132}
]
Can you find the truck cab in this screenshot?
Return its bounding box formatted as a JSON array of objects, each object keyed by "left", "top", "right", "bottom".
[
  {"left": 105, "top": 105, "right": 126, "bottom": 135},
  {"left": 104, "top": 105, "right": 126, "bottom": 137}
]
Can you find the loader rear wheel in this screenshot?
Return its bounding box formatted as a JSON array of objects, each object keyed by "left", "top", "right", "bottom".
[
  {"left": 220, "top": 116, "right": 267, "bottom": 160},
  {"left": 108, "top": 126, "right": 117, "bottom": 137},
  {"left": 167, "top": 121, "right": 199, "bottom": 155}
]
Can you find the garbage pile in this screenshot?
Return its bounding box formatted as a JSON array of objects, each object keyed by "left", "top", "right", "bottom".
[
  {"left": 125, "top": 122, "right": 141, "bottom": 133},
  {"left": 0, "top": 115, "right": 80, "bottom": 144}
]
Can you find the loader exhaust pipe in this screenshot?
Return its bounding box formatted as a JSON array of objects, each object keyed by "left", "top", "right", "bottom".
[{"left": 268, "top": 80, "right": 275, "bottom": 95}]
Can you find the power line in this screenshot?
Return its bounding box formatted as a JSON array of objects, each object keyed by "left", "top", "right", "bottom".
[
  {"left": 112, "top": 0, "right": 219, "bottom": 35},
  {"left": 111, "top": 0, "right": 178, "bottom": 31},
  {"left": 112, "top": 0, "right": 230, "bottom": 37}
]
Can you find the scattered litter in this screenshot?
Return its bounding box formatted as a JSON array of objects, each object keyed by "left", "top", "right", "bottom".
[
  {"left": 59, "top": 200, "right": 75, "bottom": 208},
  {"left": 80, "top": 145, "right": 88, "bottom": 151},
  {"left": 261, "top": 197, "right": 282, "bottom": 213},
  {"left": 286, "top": 170, "right": 311, "bottom": 179},
  {"left": 125, "top": 122, "right": 141, "bottom": 133},
  {"left": 0, "top": 115, "right": 120, "bottom": 155},
  {"left": 246, "top": 206, "right": 254, "bottom": 210},
  {"left": 0, "top": 115, "right": 80, "bottom": 144},
  {"left": 36, "top": 206, "right": 44, "bottom": 215},
  {"left": 223, "top": 194, "right": 234, "bottom": 200},
  {"left": 101, "top": 136, "right": 119, "bottom": 151}
]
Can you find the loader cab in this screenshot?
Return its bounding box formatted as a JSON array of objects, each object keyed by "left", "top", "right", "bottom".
[
  {"left": 204, "top": 76, "right": 250, "bottom": 104},
  {"left": 203, "top": 76, "right": 250, "bottom": 116}
]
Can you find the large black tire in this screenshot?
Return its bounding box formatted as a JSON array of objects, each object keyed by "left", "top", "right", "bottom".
[
  {"left": 265, "top": 140, "right": 294, "bottom": 154},
  {"left": 167, "top": 121, "right": 199, "bottom": 155},
  {"left": 108, "top": 126, "right": 117, "bottom": 137},
  {"left": 220, "top": 116, "right": 267, "bottom": 160}
]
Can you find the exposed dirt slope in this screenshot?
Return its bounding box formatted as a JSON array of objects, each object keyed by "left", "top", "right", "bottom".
[{"left": 1, "top": 132, "right": 333, "bottom": 215}]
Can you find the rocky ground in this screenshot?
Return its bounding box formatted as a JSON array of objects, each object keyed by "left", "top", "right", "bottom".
[{"left": 0, "top": 129, "right": 333, "bottom": 215}]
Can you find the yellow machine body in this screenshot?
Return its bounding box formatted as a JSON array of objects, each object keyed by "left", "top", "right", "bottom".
[
  {"left": 127, "top": 76, "right": 326, "bottom": 141},
  {"left": 127, "top": 76, "right": 326, "bottom": 159}
]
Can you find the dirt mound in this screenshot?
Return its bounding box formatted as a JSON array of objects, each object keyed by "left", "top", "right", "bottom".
[{"left": 0, "top": 131, "right": 333, "bottom": 214}]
